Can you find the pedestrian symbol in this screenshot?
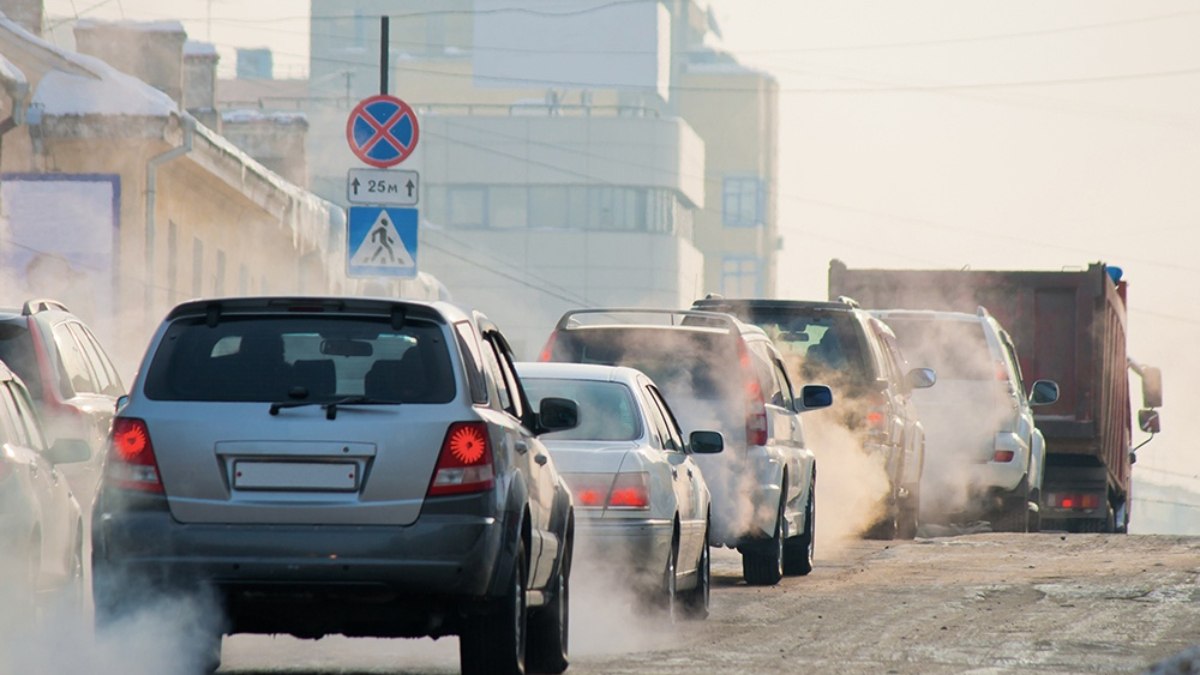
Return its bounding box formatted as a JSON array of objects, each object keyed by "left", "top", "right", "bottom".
[{"left": 347, "top": 206, "right": 418, "bottom": 278}]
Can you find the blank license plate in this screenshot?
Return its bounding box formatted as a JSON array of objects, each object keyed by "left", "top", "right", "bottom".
[{"left": 233, "top": 461, "right": 358, "bottom": 491}]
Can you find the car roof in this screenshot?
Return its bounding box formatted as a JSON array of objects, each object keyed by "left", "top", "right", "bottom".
[
  {"left": 870, "top": 309, "right": 985, "bottom": 323},
  {"left": 164, "top": 296, "right": 474, "bottom": 325},
  {"left": 516, "top": 361, "right": 643, "bottom": 386},
  {"left": 693, "top": 297, "right": 857, "bottom": 313},
  {"left": 554, "top": 307, "right": 766, "bottom": 340}
]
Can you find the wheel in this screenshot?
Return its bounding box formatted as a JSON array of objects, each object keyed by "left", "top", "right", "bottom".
[
  {"left": 992, "top": 478, "right": 1030, "bottom": 533},
  {"left": 1028, "top": 490, "right": 1042, "bottom": 533},
  {"left": 526, "top": 543, "right": 570, "bottom": 673},
  {"left": 461, "top": 541, "right": 527, "bottom": 675},
  {"left": 742, "top": 492, "right": 784, "bottom": 586},
  {"left": 864, "top": 492, "right": 898, "bottom": 540},
  {"left": 659, "top": 534, "right": 679, "bottom": 623},
  {"left": 48, "top": 530, "right": 85, "bottom": 619},
  {"left": 679, "top": 520, "right": 711, "bottom": 620},
  {"left": 783, "top": 480, "right": 815, "bottom": 576}
]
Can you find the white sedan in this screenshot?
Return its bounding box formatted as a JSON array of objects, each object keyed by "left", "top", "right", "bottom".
[{"left": 517, "top": 362, "right": 723, "bottom": 620}]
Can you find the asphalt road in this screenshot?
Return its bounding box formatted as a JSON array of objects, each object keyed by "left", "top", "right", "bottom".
[{"left": 211, "top": 533, "right": 1200, "bottom": 675}]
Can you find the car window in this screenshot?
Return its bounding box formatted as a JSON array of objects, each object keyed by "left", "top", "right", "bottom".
[
  {"left": 646, "top": 385, "right": 686, "bottom": 452},
  {"left": 0, "top": 382, "right": 22, "bottom": 445},
  {"left": 69, "top": 323, "right": 114, "bottom": 395},
  {"left": 872, "top": 321, "right": 909, "bottom": 387},
  {"left": 77, "top": 324, "right": 124, "bottom": 395},
  {"left": 748, "top": 340, "right": 783, "bottom": 405},
  {"left": 454, "top": 321, "right": 489, "bottom": 405},
  {"left": 482, "top": 332, "right": 523, "bottom": 419},
  {"left": 770, "top": 357, "right": 795, "bottom": 410},
  {"left": 144, "top": 315, "right": 455, "bottom": 403},
  {"left": 522, "top": 378, "right": 639, "bottom": 442},
  {"left": 7, "top": 380, "right": 46, "bottom": 450},
  {"left": 998, "top": 330, "right": 1027, "bottom": 401},
  {"left": 52, "top": 322, "right": 97, "bottom": 396},
  {"left": 743, "top": 310, "right": 870, "bottom": 386}
]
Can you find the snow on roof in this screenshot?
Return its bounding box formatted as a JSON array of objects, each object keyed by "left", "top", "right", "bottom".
[
  {"left": 75, "top": 18, "right": 186, "bottom": 34},
  {"left": 221, "top": 109, "right": 308, "bottom": 126},
  {"left": 184, "top": 41, "right": 218, "bottom": 58},
  {"left": 0, "top": 14, "right": 177, "bottom": 116},
  {"left": 33, "top": 51, "right": 178, "bottom": 116}
]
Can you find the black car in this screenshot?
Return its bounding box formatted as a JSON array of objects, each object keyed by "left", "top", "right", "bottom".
[
  {"left": 693, "top": 297, "right": 935, "bottom": 539},
  {"left": 92, "top": 297, "right": 579, "bottom": 675}
]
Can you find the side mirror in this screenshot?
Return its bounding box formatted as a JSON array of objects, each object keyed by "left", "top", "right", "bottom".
[
  {"left": 905, "top": 367, "right": 936, "bottom": 390},
  {"left": 1141, "top": 367, "right": 1163, "bottom": 409},
  {"left": 1029, "top": 380, "right": 1060, "bottom": 406},
  {"left": 537, "top": 397, "right": 578, "bottom": 434},
  {"left": 797, "top": 384, "right": 833, "bottom": 412},
  {"left": 45, "top": 438, "right": 91, "bottom": 465},
  {"left": 688, "top": 430, "right": 724, "bottom": 454},
  {"left": 115, "top": 394, "right": 129, "bottom": 413},
  {"left": 1138, "top": 409, "right": 1161, "bottom": 434}
]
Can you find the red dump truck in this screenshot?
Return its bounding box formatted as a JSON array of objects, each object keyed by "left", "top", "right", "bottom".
[{"left": 828, "top": 260, "right": 1163, "bottom": 533}]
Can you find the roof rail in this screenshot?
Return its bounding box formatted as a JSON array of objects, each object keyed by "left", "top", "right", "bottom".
[
  {"left": 554, "top": 308, "right": 738, "bottom": 333},
  {"left": 835, "top": 296, "right": 860, "bottom": 309},
  {"left": 21, "top": 298, "right": 69, "bottom": 316}
]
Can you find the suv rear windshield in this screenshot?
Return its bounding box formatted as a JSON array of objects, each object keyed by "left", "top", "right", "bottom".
[
  {"left": 522, "top": 378, "right": 641, "bottom": 442},
  {"left": 0, "top": 323, "right": 40, "bottom": 400},
  {"left": 884, "top": 317, "right": 994, "bottom": 381},
  {"left": 737, "top": 311, "right": 871, "bottom": 386},
  {"left": 144, "top": 316, "right": 455, "bottom": 403},
  {"left": 552, "top": 328, "right": 738, "bottom": 401}
]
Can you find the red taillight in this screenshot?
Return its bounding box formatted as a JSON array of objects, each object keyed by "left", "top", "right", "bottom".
[
  {"left": 537, "top": 331, "right": 558, "bottom": 362},
  {"left": 566, "top": 474, "right": 612, "bottom": 508},
  {"left": 1050, "top": 493, "right": 1102, "bottom": 510},
  {"left": 865, "top": 393, "right": 887, "bottom": 433},
  {"left": 992, "top": 450, "right": 1015, "bottom": 463},
  {"left": 607, "top": 473, "right": 650, "bottom": 509},
  {"left": 428, "top": 422, "right": 495, "bottom": 496},
  {"left": 564, "top": 473, "right": 650, "bottom": 510},
  {"left": 738, "top": 339, "right": 768, "bottom": 446},
  {"left": 105, "top": 417, "right": 163, "bottom": 494}
]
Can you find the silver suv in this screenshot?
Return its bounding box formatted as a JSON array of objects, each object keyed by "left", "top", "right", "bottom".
[
  {"left": 873, "top": 308, "right": 1059, "bottom": 532},
  {"left": 539, "top": 309, "right": 832, "bottom": 586},
  {"left": 93, "top": 297, "right": 579, "bottom": 675}
]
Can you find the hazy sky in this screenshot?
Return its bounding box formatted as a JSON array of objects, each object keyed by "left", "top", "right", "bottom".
[{"left": 40, "top": 0, "right": 1200, "bottom": 485}]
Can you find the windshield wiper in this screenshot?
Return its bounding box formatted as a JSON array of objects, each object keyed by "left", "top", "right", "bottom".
[
  {"left": 268, "top": 395, "right": 399, "bottom": 419},
  {"left": 269, "top": 399, "right": 320, "bottom": 415}
]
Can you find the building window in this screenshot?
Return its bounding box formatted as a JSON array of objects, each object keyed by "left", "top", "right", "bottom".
[
  {"left": 447, "top": 186, "right": 487, "bottom": 228},
  {"left": 723, "top": 175, "right": 764, "bottom": 228},
  {"left": 489, "top": 187, "right": 527, "bottom": 229},
  {"left": 721, "top": 256, "right": 762, "bottom": 297},
  {"left": 529, "top": 186, "right": 569, "bottom": 228}
]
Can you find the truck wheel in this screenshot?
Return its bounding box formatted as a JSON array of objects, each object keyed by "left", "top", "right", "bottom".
[
  {"left": 865, "top": 491, "right": 898, "bottom": 540},
  {"left": 742, "top": 493, "right": 785, "bottom": 586},
  {"left": 461, "top": 541, "right": 527, "bottom": 675},
  {"left": 783, "top": 481, "right": 815, "bottom": 576}
]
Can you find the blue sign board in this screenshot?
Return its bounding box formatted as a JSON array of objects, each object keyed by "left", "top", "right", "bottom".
[{"left": 347, "top": 206, "right": 418, "bottom": 278}]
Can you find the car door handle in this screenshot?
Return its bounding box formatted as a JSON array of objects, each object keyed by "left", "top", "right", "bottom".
[
  {"left": 515, "top": 440, "right": 529, "bottom": 454},
  {"left": 671, "top": 468, "right": 678, "bottom": 479},
  {"left": 687, "top": 469, "right": 694, "bottom": 479},
  {"left": 534, "top": 453, "right": 548, "bottom": 466}
]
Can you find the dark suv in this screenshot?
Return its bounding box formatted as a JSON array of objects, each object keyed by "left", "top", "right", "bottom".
[
  {"left": 93, "top": 297, "right": 579, "bottom": 675},
  {"left": 693, "top": 297, "right": 935, "bottom": 540},
  {"left": 0, "top": 299, "right": 124, "bottom": 503}
]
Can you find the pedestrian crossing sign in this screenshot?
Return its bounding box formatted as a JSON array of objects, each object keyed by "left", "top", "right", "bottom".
[{"left": 347, "top": 206, "right": 418, "bottom": 278}]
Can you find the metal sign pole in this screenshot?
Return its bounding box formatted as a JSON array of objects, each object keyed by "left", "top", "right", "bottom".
[{"left": 380, "top": 16, "right": 389, "bottom": 95}]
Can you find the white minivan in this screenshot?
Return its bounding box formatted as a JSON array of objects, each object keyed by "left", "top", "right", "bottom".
[{"left": 872, "top": 308, "right": 1059, "bottom": 532}]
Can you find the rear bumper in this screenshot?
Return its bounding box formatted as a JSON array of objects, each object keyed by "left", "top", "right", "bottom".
[
  {"left": 574, "top": 516, "right": 672, "bottom": 584},
  {"left": 92, "top": 493, "right": 517, "bottom": 638},
  {"left": 700, "top": 446, "right": 782, "bottom": 548}
]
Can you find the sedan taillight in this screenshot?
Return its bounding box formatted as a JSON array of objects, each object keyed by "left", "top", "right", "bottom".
[
  {"left": 428, "top": 422, "right": 495, "bottom": 496},
  {"left": 564, "top": 472, "right": 650, "bottom": 510}
]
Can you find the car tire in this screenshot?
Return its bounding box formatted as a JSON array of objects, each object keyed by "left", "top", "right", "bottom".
[
  {"left": 659, "top": 533, "right": 679, "bottom": 623},
  {"left": 897, "top": 490, "right": 919, "bottom": 540},
  {"left": 865, "top": 491, "right": 899, "bottom": 540},
  {"left": 679, "top": 520, "right": 711, "bottom": 620},
  {"left": 1028, "top": 490, "right": 1042, "bottom": 533},
  {"left": 461, "top": 540, "right": 527, "bottom": 675},
  {"left": 49, "top": 529, "right": 85, "bottom": 619},
  {"left": 783, "top": 479, "right": 815, "bottom": 576},
  {"left": 742, "top": 492, "right": 785, "bottom": 586},
  {"left": 993, "top": 478, "right": 1031, "bottom": 533},
  {"left": 526, "top": 544, "right": 570, "bottom": 674}
]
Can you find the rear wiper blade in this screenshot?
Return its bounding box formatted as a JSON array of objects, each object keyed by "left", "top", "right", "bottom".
[
  {"left": 322, "top": 395, "right": 400, "bottom": 420},
  {"left": 269, "top": 396, "right": 399, "bottom": 419}
]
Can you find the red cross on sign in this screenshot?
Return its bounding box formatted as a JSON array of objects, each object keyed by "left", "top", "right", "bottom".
[{"left": 346, "top": 95, "right": 420, "bottom": 168}]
